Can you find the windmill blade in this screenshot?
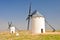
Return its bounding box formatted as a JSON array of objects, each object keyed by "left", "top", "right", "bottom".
[
  {"left": 31, "top": 10, "right": 37, "bottom": 17},
  {"left": 27, "top": 17, "right": 30, "bottom": 30},
  {"left": 26, "top": 15, "right": 31, "bottom": 30},
  {"left": 8, "top": 22, "right": 10, "bottom": 29},
  {"left": 8, "top": 22, "right": 12, "bottom": 29},
  {"left": 26, "top": 16, "right": 29, "bottom": 20},
  {"left": 45, "top": 20, "right": 55, "bottom": 32},
  {"left": 29, "top": 3, "right": 31, "bottom": 15},
  {"left": 26, "top": 3, "right": 31, "bottom": 20}
]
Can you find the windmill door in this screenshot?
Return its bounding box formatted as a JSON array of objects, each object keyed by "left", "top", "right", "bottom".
[{"left": 41, "top": 29, "right": 43, "bottom": 33}]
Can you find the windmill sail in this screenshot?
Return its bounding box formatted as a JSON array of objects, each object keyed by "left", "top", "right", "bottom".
[
  {"left": 26, "top": 3, "right": 31, "bottom": 30},
  {"left": 8, "top": 22, "right": 12, "bottom": 29}
]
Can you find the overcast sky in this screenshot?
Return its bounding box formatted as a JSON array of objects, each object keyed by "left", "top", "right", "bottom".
[{"left": 0, "top": 0, "right": 60, "bottom": 31}]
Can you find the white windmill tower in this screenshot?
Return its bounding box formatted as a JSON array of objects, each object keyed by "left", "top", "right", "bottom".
[
  {"left": 31, "top": 10, "right": 45, "bottom": 34},
  {"left": 8, "top": 22, "right": 16, "bottom": 34}
]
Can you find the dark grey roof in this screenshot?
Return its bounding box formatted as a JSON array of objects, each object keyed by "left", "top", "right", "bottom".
[{"left": 32, "top": 10, "right": 43, "bottom": 17}]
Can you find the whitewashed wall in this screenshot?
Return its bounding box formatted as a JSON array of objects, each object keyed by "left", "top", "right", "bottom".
[
  {"left": 10, "top": 26, "right": 15, "bottom": 34},
  {"left": 31, "top": 16, "right": 45, "bottom": 34}
]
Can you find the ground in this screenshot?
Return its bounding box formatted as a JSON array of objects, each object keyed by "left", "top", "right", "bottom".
[{"left": 0, "top": 30, "right": 60, "bottom": 40}]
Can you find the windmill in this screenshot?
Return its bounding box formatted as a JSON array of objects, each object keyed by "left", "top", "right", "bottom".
[
  {"left": 8, "top": 22, "right": 16, "bottom": 34},
  {"left": 26, "top": 3, "right": 56, "bottom": 34},
  {"left": 8, "top": 21, "right": 20, "bottom": 34}
]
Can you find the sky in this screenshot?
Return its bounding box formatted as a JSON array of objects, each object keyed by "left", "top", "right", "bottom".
[{"left": 0, "top": 0, "right": 60, "bottom": 31}]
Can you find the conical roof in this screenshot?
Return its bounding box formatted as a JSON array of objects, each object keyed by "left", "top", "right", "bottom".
[{"left": 32, "top": 10, "right": 43, "bottom": 17}]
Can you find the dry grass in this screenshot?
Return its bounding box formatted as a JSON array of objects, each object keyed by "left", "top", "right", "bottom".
[{"left": 0, "top": 30, "right": 60, "bottom": 40}]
